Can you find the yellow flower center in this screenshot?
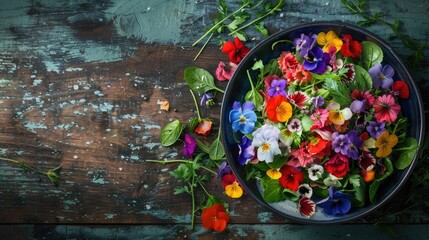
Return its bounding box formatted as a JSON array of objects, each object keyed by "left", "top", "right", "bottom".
[{"left": 261, "top": 143, "right": 271, "bottom": 152}]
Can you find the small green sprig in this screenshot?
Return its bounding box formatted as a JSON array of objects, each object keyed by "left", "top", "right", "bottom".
[
  {"left": 0, "top": 157, "right": 61, "bottom": 183},
  {"left": 341, "top": 0, "right": 429, "bottom": 68}
]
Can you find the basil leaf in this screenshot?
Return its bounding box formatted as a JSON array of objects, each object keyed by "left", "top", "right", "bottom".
[
  {"left": 209, "top": 138, "right": 225, "bottom": 160},
  {"left": 267, "top": 155, "right": 287, "bottom": 169},
  {"left": 350, "top": 64, "right": 373, "bottom": 91},
  {"left": 394, "top": 137, "right": 418, "bottom": 170},
  {"left": 160, "top": 120, "right": 186, "bottom": 146},
  {"left": 184, "top": 67, "right": 217, "bottom": 94},
  {"left": 360, "top": 41, "right": 383, "bottom": 70}
]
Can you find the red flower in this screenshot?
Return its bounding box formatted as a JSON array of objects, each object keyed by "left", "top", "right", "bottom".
[
  {"left": 340, "top": 34, "right": 362, "bottom": 58},
  {"left": 325, "top": 153, "right": 350, "bottom": 178},
  {"left": 298, "top": 197, "right": 316, "bottom": 218},
  {"left": 201, "top": 203, "right": 230, "bottom": 232},
  {"left": 391, "top": 80, "right": 410, "bottom": 99},
  {"left": 194, "top": 119, "right": 212, "bottom": 136},
  {"left": 266, "top": 95, "right": 293, "bottom": 123},
  {"left": 307, "top": 135, "right": 328, "bottom": 155},
  {"left": 279, "top": 165, "right": 304, "bottom": 191},
  {"left": 278, "top": 51, "right": 299, "bottom": 74},
  {"left": 288, "top": 91, "right": 310, "bottom": 109},
  {"left": 221, "top": 37, "right": 250, "bottom": 64},
  {"left": 221, "top": 173, "right": 236, "bottom": 188}
]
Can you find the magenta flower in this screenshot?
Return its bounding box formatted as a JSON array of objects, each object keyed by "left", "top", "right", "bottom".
[
  {"left": 373, "top": 94, "right": 401, "bottom": 123},
  {"left": 267, "top": 79, "right": 287, "bottom": 97},
  {"left": 288, "top": 146, "right": 313, "bottom": 168},
  {"left": 369, "top": 63, "right": 394, "bottom": 89},
  {"left": 183, "top": 134, "right": 197, "bottom": 158}
]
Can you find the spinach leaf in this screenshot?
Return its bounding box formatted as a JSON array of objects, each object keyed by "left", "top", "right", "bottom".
[
  {"left": 160, "top": 120, "right": 186, "bottom": 146},
  {"left": 360, "top": 41, "right": 383, "bottom": 70}
]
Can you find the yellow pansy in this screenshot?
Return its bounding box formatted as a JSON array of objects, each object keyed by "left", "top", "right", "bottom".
[
  {"left": 317, "top": 31, "right": 343, "bottom": 53},
  {"left": 225, "top": 181, "right": 243, "bottom": 198},
  {"left": 375, "top": 131, "right": 398, "bottom": 158},
  {"left": 266, "top": 168, "right": 282, "bottom": 180}
]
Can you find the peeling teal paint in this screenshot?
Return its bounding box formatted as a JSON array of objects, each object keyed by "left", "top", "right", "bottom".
[
  {"left": 92, "top": 177, "right": 107, "bottom": 185},
  {"left": 104, "top": 213, "right": 116, "bottom": 219},
  {"left": 138, "top": 209, "right": 192, "bottom": 223},
  {"left": 257, "top": 212, "right": 273, "bottom": 223}
]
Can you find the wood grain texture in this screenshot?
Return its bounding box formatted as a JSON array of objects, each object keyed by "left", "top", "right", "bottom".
[{"left": 0, "top": 0, "right": 427, "bottom": 232}]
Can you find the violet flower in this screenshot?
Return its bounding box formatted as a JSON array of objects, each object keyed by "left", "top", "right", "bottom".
[
  {"left": 312, "top": 96, "right": 325, "bottom": 108},
  {"left": 183, "top": 133, "right": 197, "bottom": 158},
  {"left": 200, "top": 92, "right": 214, "bottom": 107},
  {"left": 332, "top": 132, "right": 351, "bottom": 156},
  {"left": 293, "top": 33, "right": 317, "bottom": 58},
  {"left": 302, "top": 46, "right": 331, "bottom": 74},
  {"left": 366, "top": 121, "right": 386, "bottom": 139},
  {"left": 217, "top": 161, "right": 232, "bottom": 179},
  {"left": 369, "top": 63, "right": 394, "bottom": 89},
  {"left": 317, "top": 187, "right": 351, "bottom": 216},
  {"left": 347, "top": 130, "right": 363, "bottom": 160},
  {"left": 238, "top": 136, "right": 254, "bottom": 165},
  {"left": 350, "top": 99, "right": 367, "bottom": 113},
  {"left": 267, "top": 79, "right": 287, "bottom": 97}
]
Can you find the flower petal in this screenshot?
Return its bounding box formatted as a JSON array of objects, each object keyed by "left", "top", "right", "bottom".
[{"left": 299, "top": 197, "right": 316, "bottom": 218}]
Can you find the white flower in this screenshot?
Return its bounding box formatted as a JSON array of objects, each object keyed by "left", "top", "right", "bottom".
[
  {"left": 297, "top": 184, "right": 313, "bottom": 198},
  {"left": 308, "top": 164, "right": 324, "bottom": 181},
  {"left": 252, "top": 124, "right": 281, "bottom": 163}
]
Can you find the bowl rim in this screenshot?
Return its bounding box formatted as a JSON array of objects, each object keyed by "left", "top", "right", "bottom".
[{"left": 220, "top": 20, "right": 425, "bottom": 224}]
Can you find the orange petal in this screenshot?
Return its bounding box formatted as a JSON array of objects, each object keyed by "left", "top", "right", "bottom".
[
  {"left": 159, "top": 100, "right": 170, "bottom": 111},
  {"left": 276, "top": 101, "right": 292, "bottom": 122},
  {"left": 225, "top": 182, "right": 243, "bottom": 198},
  {"left": 267, "top": 169, "right": 282, "bottom": 179},
  {"left": 376, "top": 146, "right": 392, "bottom": 158}
]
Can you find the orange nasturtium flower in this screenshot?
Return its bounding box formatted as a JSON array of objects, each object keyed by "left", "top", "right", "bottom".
[
  {"left": 316, "top": 31, "right": 343, "bottom": 53},
  {"left": 375, "top": 131, "right": 398, "bottom": 158},
  {"left": 266, "top": 95, "right": 293, "bottom": 123},
  {"left": 201, "top": 203, "right": 230, "bottom": 232},
  {"left": 194, "top": 119, "right": 212, "bottom": 137}
]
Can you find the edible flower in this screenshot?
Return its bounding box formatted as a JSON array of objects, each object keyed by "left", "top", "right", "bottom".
[
  {"left": 327, "top": 102, "right": 352, "bottom": 125},
  {"left": 229, "top": 101, "right": 257, "bottom": 134},
  {"left": 221, "top": 37, "right": 250, "bottom": 64},
  {"left": 366, "top": 121, "right": 386, "bottom": 139},
  {"left": 293, "top": 33, "right": 317, "bottom": 58},
  {"left": 251, "top": 124, "right": 281, "bottom": 163},
  {"left": 299, "top": 197, "right": 316, "bottom": 218},
  {"left": 324, "top": 153, "right": 350, "bottom": 178},
  {"left": 267, "top": 168, "right": 282, "bottom": 180},
  {"left": 302, "top": 46, "right": 331, "bottom": 74},
  {"left": 201, "top": 203, "right": 230, "bottom": 232},
  {"left": 183, "top": 134, "right": 197, "bottom": 158},
  {"left": 238, "top": 136, "right": 255, "bottom": 165},
  {"left": 215, "top": 61, "right": 237, "bottom": 81},
  {"left": 369, "top": 63, "right": 394, "bottom": 89},
  {"left": 279, "top": 165, "right": 304, "bottom": 191},
  {"left": 316, "top": 31, "right": 343, "bottom": 53},
  {"left": 307, "top": 164, "right": 324, "bottom": 181},
  {"left": 266, "top": 95, "right": 293, "bottom": 123},
  {"left": 375, "top": 131, "right": 398, "bottom": 158},
  {"left": 267, "top": 79, "right": 287, "bottom": 97},
  {"left": 340, "top": 34, "right": 362, "bottom": 58},
  {"left": 195, "top": 119, "right": 212, "bottom": 137},
  {"left": 391, "top": 80, "right": 410, "bottom": 99},
  {"left": 373, "top": 94, "right": 400, "bottom": 123},
  {"left": 318, "top": 187, "right": 351, "bottom": 216}
]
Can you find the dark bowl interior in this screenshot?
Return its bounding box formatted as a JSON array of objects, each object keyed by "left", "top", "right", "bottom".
[{"left": 220, "top": 21, "right": 425, "bottom": 224}]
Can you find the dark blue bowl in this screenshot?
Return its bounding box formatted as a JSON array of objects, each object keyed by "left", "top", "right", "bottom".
[{"left": 220, "top": 21, "right": 425, "bottom": 223}]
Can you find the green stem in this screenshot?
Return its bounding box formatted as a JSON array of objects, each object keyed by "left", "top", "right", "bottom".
[
  {"left": 199, "top": 182, "right": 211, "bottom": 197},
  {"left": 190, "top": 174, "right": 196, "bottom": 229},
  {"left": 246, "top": 70, "right": 256, "bottom": 90},
  {"left": 229, "top": 0, "right": 283, "bottom": 36},
  {"left": 192, "top": 1, "right": 253, "bottom": 46},
  {"left": 200, "top": 166, "right": 217, "bottom": 175},
  {"left": 189, "top": 89, "right": 202, "bottom": 120},
  {"left": 0, "top": 157, "right": 48, "bottom": 175},
  {"left": 146, "top": 159, "right": 217, "bottom": 175},
  {"left": 193, "top": 33, "right": 213, "bottom": 62}
]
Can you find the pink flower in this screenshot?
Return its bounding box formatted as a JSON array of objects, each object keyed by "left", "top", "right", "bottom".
[
  {"left": 287, "top": 145, "right": 314, "bottom": 168},
  {"left": 216, "top": 61, "right": 237, "bottom": 81},
  {"left": 278, "top": 51, "right": 299, "bottom": 74},
  {"left": 373, "top": 94, "right": 401, "bottom": 123},
  {"left": 310, "top": 108, "right": 329, "bottom": 128},
  {"left": 286, "top": 65, "right": 313, "bottom": 85}
]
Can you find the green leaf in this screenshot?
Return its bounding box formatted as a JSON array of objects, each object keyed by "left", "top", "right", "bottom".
[
  {"left": 348, "top": 174, "right": 361, "bottom": 188},
  {"left": 254, "top": 22, "right": 269, "bottom": 37},
  {"left": 189, "top": 117, "right": 199, "bottom": 132},
  {"left": 170, "top": 163, "right": 191, "bottom": 181},
  {"left": 184, "top": 67, "right": 217, "bottom": 94},
  {"left": 227, "top": 16, "right": 247, "bottom": 31},
  {"left": 301, "top": 115, "right": 313, "bottom": 132},
  {"left": 323, "top": 78, "right": 351, "bottom": 106},
  {"left": 204, "top": 194, "right": 225, "bottom": 208},
  {"left": 174, "top": 186, "right": 190, "bottom": 195},
  {"left": 351, "top": 176, "right": 366, "bottom": 207},
  {"left": 160, "top": 120, "right": 186, "bottom": 146},
  {"left": 349, "top": 64, "right": 373, "bottom": 91},
  {"left": 196, "top": 138, "right": 210, "bottom": 154},
  {"left": 394, "top": 137, "right": 418, "bottom": 170},
  {"left": 209, "top": 138, "right": 225, "bottom": 160},
  {"left": 360, "top": 41, "right": 383, "bottom": 70},
  {"left": 267, "top": 155, "right": 287, "bottom": 169},
  {"left": 261, "top": 177, "right": 286, "bottom": 203},
  {"left": 245, "top": 79, "right": 264, "bottom": 111},
  {"left": 283, "top": 188, "right": 299, "bottom": 202},
  {"left": 369, "top": 158, "right": 393, "bottom": 203}
]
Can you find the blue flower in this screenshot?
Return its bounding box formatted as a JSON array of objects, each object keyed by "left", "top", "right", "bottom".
[
  {"left": 347, "top": 130, "right": 363, "bottom": 160},
  {"left": 369, "top": 63, "right": 394, "bottom": 89},
  {"left": 318, "top": 187, "right": 351, "bottom": 216},
  {"left": 267, "top": 79, "right": 287, "bottom": 97},
  {"left": 238, "top": 136, "right": 254, "bottom": 165},
  {"left": 302, "top": 46, "right": 331, "bottom": 74},
  {"left": 229, "top": 101, "right": 257, "bottom": 134}
]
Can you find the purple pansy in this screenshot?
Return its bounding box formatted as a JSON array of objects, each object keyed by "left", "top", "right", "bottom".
[
  {"left": 302, "top": 46, "right": 331, "bottom": 74},
  {"left": 312, "top": 96, "right": 325, "bottom": 108},
  {"left": 366, "top": 121, "right": 386, "bottom": 139},
  {"left": 200, "top": 92, "right": 214, "bottom": 107},
  {"left": 229, "top": 101, "right": 257, "bottom": 134},
  {"left": 317, "top": 187, "right": 351, "bottom": 216},
  {"left": 350, "top": 99, "right": 367, "bottom": 113},
  {"left": 347, "top": 130, "right": 363, "bottom": 160},
  {"left": 238, "top": 136, "right": 255, "bottom": 165},
  {"left": 369, "top": 63, "right": 394, "bottom": 89},
  {"left": 267, "top": 79, "right": 287, "bottom": 97},
  {"left": 293, "top": 33, "right": 317, "bottom": 58},
  {"left": 183, "top": 134, "right": 197, "bottom": 158},
  {"left": 217, "top": 161, "right": 232, "bottom": 179},
  {"left": 332, "top": 132, "right": 351, "bottom": 156}
]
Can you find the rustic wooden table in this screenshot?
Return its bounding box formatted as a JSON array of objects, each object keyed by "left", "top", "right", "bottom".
[{"left": 0, "top": 0, "right": 428, "bottom": 239}]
